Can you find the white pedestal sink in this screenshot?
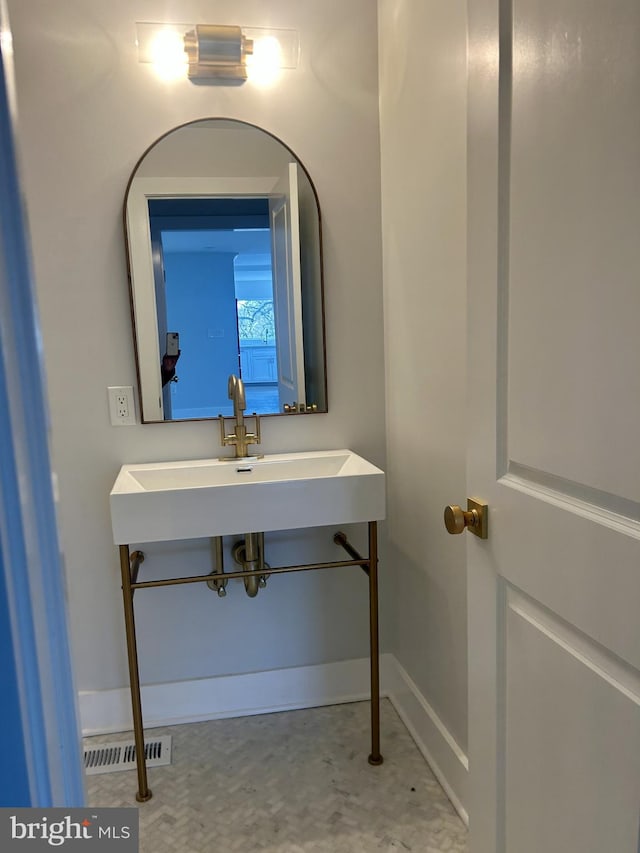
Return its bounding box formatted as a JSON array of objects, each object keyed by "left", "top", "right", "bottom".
[{"left": 110, "top": 449, "right": 385, "bottom": 544}]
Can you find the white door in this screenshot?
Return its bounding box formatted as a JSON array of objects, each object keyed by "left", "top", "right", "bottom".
[
  {"left": 466, "top": 2, "right": 640, "bottom": 852},
  {"left": 270, "top": 162, "right": 305, "bottom": 410}
]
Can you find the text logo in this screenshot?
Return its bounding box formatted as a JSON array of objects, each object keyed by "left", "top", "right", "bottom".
[{"left": 1, "top": 809, "right": 138, "bottom": 851}]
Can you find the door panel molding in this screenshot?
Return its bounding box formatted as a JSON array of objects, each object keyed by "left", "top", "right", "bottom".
[
  {"left": 497, "top": 0, "right": 640, "bottom": 502},
  {"left": 501, "top": 465, "right": 640, "bottom": 533},
  {"left": 502, "top": 585, "right": 640, "bottom": 853},
  {"left": 506, "top": 585, "right": 640, "bottom": 704}
]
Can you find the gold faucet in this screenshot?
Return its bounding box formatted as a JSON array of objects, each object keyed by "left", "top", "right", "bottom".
[{"left": 218, "top": 374, "right": 261, "bottom": 459}]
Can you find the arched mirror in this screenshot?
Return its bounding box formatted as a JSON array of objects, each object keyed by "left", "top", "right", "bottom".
[{"left": 124, "top": 118, "right": 327, "bottom": 422}]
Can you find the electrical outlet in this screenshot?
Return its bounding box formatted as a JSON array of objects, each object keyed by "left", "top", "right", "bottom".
[{"left": 108, "top": 386, "right": 136, "bottom": 426}]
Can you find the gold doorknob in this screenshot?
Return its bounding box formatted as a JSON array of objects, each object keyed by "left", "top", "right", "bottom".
[
  {"left": 444, "top": 505, "right": 476, "bottom": 534},
  {"left": 444, "top": 499, "right": 488, "bottom": 539}
]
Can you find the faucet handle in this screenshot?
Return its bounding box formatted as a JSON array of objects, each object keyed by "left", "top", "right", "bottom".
[
  {"left": 251, "top": 413, "right": 261, "bottom": 445},
  {"left": 218, "top": 412, "right": 260, "bottom": 457},
  {"left": 218, "top": 414, "right": 235, "bottom": 446},
  {"left": 243, "top": 413, "right": 261, "bottom": 447}
]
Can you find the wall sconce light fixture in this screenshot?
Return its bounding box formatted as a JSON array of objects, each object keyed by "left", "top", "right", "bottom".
[
  {"left": 184, "top": 24, "right": 251, "bottom": 82},
  {"left": 136, "top": 22, "right": 299, "bottom": 84}
]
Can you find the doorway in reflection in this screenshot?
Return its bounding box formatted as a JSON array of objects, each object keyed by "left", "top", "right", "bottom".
[{"left": 149, "top": 198, "right": 279, "bottom": 418}]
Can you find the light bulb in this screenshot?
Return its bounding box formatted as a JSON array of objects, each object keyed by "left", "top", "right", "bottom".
[
  {"left": 149, "top": 29, "right": 187, "bottom": 81},
  {"left": 246, "top": 36, "right": 283, "bottom": 86}
]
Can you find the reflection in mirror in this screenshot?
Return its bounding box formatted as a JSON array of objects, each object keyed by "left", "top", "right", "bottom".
[{"left": 124, "top": 119, "right": 326, "bottom": 422}]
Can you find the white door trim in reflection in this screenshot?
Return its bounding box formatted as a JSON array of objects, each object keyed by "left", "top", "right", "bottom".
[{"left": 270, "top": 162, "right": 306, "bottom": 409}]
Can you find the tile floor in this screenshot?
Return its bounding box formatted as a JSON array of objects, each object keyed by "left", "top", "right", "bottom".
[{"left": 86, "top": 700, "right": 468, "bottom": 853}]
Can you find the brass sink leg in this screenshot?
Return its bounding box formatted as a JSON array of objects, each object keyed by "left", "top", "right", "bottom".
[
  {"left": 119, "top": 544, "right": 152, "bottom": 802},
  {"left": 333, "top": 524, "right": 383, "bottom": 766},
  {"left": 367, "top": 521, "right": 383, "bottom": 766}
]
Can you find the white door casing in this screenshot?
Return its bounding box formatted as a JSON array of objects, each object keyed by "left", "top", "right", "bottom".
[
  {"left": 467, "top": 2, "right": 640, "bottom": 852},
  {"left": 270, "top": 162, "right": 306, "bottom": 410}
]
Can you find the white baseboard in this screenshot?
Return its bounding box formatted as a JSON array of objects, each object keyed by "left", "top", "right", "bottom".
[
  {"left": 385, "top": 660, "right": 468, "bottom": 825},
  {"left": 79, "top": 653, "right": 467, "bottom": 821},
  {"left": 79, "top": 656, "right": 391, "bottom": 736}
]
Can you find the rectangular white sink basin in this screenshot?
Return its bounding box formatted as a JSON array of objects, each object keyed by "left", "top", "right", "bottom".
[{"left": 110, "top": 450, "right": 385, "bottom": 544}]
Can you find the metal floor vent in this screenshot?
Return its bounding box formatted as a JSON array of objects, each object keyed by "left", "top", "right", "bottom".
[{"left": 83, "top": 735, "right": 172, "bottom": 776}]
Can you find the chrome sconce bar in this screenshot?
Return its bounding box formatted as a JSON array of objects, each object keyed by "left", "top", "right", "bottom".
[
  {"left": 136, "top": 22, "right": 299, "bottom": 84},
  {"left": 184, "top": 24, "right": 253, "bottom": 83}
]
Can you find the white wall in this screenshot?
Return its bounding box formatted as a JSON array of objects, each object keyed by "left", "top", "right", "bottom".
[
  {"left": 136, "top": 125, "right": 293, "bottom": 178},
  {"left": 7, "top": 0, "right": 386, "bottom": 695},
  {"left": 378, "top": 1, "right": 468, "bottom": 751}
]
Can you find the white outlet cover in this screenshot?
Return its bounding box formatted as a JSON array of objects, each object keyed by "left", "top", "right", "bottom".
[{"left": 108, "top": 386, "right": 136, "bottom": 426}]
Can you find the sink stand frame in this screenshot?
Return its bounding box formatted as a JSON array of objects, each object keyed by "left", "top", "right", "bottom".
[{"left": 118, "top": 521, "right": 382, "bottom": 802}]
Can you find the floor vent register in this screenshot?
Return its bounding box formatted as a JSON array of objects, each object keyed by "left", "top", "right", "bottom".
[{"left": 83, "top": 735, "right": 172, "bottom": 775}]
